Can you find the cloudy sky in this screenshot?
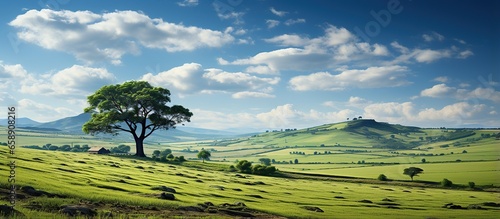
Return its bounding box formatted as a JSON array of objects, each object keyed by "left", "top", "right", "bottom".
[{"left": 0, "top": 0, "right": 498, "bottom": 131}]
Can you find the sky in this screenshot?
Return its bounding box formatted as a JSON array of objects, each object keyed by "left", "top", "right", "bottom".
[{"left": 0, "top": 0, "right": 499, "bottom": 131}]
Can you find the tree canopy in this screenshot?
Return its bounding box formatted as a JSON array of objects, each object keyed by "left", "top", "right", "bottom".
[
  {"left": 197, "top": 149, "right": 211, "bottom": 162},
  {"left": 83, "top": 81, "right": 193, "bottom": 157},
  {"left": 403, "top": 167, "right": 423, "bottom": 181}
]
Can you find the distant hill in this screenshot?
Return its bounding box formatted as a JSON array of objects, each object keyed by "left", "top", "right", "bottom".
[
  {"left": 0, "top": 117, "right": 42, "bottom": 127},
  {"left": 240, "top": 119, "right": 426, "bottom": 149}
]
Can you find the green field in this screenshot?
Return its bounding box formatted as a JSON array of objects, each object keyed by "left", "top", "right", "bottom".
[
  {"left": 1, "top": 146, "right": 499, "bottom": 218},
  {"left": 1, "top": 120, "right": 499, "bottom": 218}
]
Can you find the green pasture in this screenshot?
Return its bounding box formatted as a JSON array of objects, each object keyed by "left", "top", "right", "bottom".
[
  {"left": 1, "top": 146, "right": 500, "bottom": 218},
  {"left": 278, "top": 161, "right": 500, "bottom": 186}
]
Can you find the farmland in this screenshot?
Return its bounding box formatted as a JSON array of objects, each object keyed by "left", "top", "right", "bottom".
[{"left": 1, "top": 119, "right": 499, "bottom": 218}]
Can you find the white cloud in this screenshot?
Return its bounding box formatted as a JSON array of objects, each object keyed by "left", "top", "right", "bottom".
[
  {"left": 20, "top": 65, "right": 116, "bottom": 97},
  {"left": 266, "top": 20, "right": 280, "bottom": 29},
  {"left": 142, "top": 63, "right": 279, "bottom": 98},
  {"left": 213, "top": 2, "right": 245, "bottom": 24},
  {"left": 420, "top": 83, "right": 500, "bottom": 103},
  {"left": 142, "top": 63, "right": 205, "bottom": 93},
  {"left": 232, "top": 91, "right": 275, "bottom": 99},
  {"left": 223, "top": 25, "right": 390, "bottom": 73},
  {"left": 289, "top": 65, "right": 409, "bottom": 91},
  {"left": 458, "top": 50, "right": 474, "bottom": 59},
  {"left": 389, "top": 41, "right": 469, "bottom": 64},
  {"left": 264, "top": 34, "right": 308, "bottom": 47},
  {"left": 203, "top": 68, "right": 280, "bottom": 92},
  {"left": 0, "top": 62, "right": 29, "bottom": 89},
  {"left": 245, "top": 65, "right": 277, "bottom": 74},
  {"left": 270, "top": 7, "right": 288, "bottom": 17},
  {"left": 284, "top": 18, "right": 306, "bottom": 26},
  {"left": 177, "top": 0, "right": 199, "bottom": 7},
  {"left": 413, "top": 49, "right": 451, "bottom": 63},
  {"left": 422, "top": 31, "right": 445, "bottom": 42},
  {"left": 9, "top": 9, "right": 234, "bottom": 64},
  {"left": 363, "top": 101, "right": 489, "bottom": 127},
  {"left": 348, "top": 96, "right": 371, "bottom": 108},
  {"left": 421, "top": 83, "right": 455, "bottom": 97},
  {"left": 433, "top": 76, "right": 449, "bottom": 83}
]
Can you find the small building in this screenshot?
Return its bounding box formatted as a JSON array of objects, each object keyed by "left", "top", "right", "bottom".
[{"left": 88, "top": 147, "right": 110, "bottom": 154}]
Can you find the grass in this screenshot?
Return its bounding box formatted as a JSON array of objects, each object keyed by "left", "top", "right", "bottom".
[
  {"left": 1, "top": 145, "right": 500, "bottom": 218},
  {"left": 0, "top": 122, "right": 499, "bottom": 218}
]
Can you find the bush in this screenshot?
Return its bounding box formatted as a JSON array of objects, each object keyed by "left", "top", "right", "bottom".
[
  {"left": 441, "top": 178, "right": 453, "bottom": 187},
  {"left": 378, "top": 174, "right": 388, "bottom": 181},
  {"left": 468, "top": 181, "right": 475, "bottom": 189}
]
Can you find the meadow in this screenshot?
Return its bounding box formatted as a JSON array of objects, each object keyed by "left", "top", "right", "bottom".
[{"left": 0, "top": 120, "right": 499, "bottom": 218}]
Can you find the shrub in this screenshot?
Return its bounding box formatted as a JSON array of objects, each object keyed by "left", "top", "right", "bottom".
[
  {"left": 468, "top": 181, "right": 475, "bottom": 189},
  {"left": 378, "top": 174, "right": 388, "bottom": 181},
  {"left": 441, "top": 178, "right": 453, "bottom": 187}
]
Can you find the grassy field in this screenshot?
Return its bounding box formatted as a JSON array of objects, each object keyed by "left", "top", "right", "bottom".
[
  {"left": 0, "top": 120, "right": 499, "bottom": 218},
  {"left": 1, "top": 146, "right": 499, "bottom": 218}
]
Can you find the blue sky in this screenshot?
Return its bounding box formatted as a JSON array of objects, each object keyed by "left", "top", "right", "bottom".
[{"left": 0, "top": 0, "right": 499, "bottom": 131}]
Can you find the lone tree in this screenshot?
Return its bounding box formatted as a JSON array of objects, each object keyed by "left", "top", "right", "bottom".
[
  {"left": 83, "top": 81, "right": 193, "bottom": 157},
  {"left": 403, "top": 167, "right": 423, "bottom": 181},
  {"left": 258, "top": 158, "right": 271, "bottom": 166},
  {"left": 197, "top": 149, "right": 211, "bottom": 162}
]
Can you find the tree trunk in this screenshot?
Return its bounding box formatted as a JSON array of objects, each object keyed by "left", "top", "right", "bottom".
[{"left": 134, "top": 137, "right": 146, "bottom": 157}]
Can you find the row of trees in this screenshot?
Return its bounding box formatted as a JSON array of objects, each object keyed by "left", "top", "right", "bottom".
[
  {"left": 231, "top": 160, "right": 276, "bottom": 176},
  {"left": 21, "top": 144, "right": 91, "bottom": 152}
]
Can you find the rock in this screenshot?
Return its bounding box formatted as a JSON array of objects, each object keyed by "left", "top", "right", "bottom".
[
  {"left": 442, "top": 203, "right": 454, "bottom": 208},
  {"left": 233, "top": 202, "right": 246, "bottom": 207},
  {"left": 334, "top": 196, "right": 345, "bottom": 199},
  {"left": 60, "top": 205, "right": 97, "bottom": 217},
  {"left": 160, "top": 192, "right": 175, "bottom": 200},
  {"left": 467, "top": 204, "right": 485, "bottom": 210},
  {"left": 21, "top": 186, "right": 43, "bottom": 196},
  {"left": 152, "top": 186, "right": 176, "bottom": 193},
  {"left": 178, "top": 206, "right": 204, "bottom": 212},
  {"left": 359, "top": 200, "right": 373, "bottom": 203},
  {"left": 482, "top": 202, "right": 500, "bottom": 207},
  {"left": 382, "top": 198, "right": 394, "bottom": 202},
  {"left": 0, "top": 205, "right": 25, "bottom": 218},
  {"left": 301, "top": 206, "right": 324, "bottom": 212}
]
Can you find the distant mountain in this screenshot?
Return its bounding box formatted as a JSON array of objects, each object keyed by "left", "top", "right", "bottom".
[
  {"left": 36, "top": 113, "right": 91, "bottom": 133},
  {"left": 18, "top": 113, "right": 249, "bottom": 141},
  {"left": 0, "top": 117, "right": 42, "bottom": 127}
]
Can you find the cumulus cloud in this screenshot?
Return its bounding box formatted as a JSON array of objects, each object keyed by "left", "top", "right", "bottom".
[
  {"left": 9, "top": 9, "right": 234, "bottom": 64},
  {"left": 141, "top": 63, "right": 279, "bottom": 98},
  {"left": 363, "top": 101, "right": 489, "bottom": 127},
  {"left": 420, "top": 84, "right": 500, "bottom": 103},
  {"left": 142, "top": 63, "right": 205, "bottom": 93},
  {"left": 389, "top": 41, "right": 470, "bottom": 64},
  {"left": 221, "top": 25, "right": 390, "bottom": 74},
  {"left": 289, "top": 65, "right": 409, "bottom": 91},
  {"left": 20, "top": 65, "right": 116, "bottom": 96}
]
